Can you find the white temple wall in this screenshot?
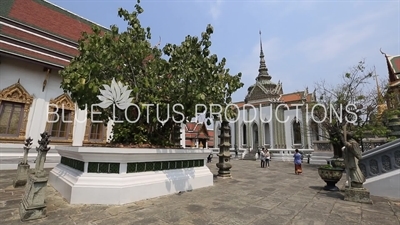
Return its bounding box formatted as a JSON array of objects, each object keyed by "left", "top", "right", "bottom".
[{"left": 0, "top": 57, "right": 89, "bottom": 148}]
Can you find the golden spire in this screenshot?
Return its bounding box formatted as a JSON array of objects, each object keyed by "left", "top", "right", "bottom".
[
  {"left": 374, "top": 68, "right": 387, "bottom": 118},
  {"left": 374, "top": 72, "right": 383, "bottom": 104}
]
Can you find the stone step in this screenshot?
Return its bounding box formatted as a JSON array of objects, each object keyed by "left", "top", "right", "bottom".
[
  {"left": 242, "top": 154, "right": 256, "bottom": 160},
  {"left": 241, "top": 148, "right": 259, "bottom": 160},
  {"left": 309, "top": 152, "right": 332, "bottom": 165},
  {"left": 364, "top": 169, "right": 400, "bottom": 200}
]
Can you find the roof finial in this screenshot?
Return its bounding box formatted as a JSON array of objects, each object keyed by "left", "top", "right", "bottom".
[
  {"left": 259, "top": 30, "right": 263, "bottom": 54},
  {"left": 256, "top": 30, "right": 271, "bottom": 82},
  {"left": 380, "top": 48, "right": 386, "bottom": 56}
]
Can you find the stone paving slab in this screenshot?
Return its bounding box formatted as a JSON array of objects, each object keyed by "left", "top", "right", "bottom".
[{"left": 0, "top": 160, "right": 399, "bottom": 225}]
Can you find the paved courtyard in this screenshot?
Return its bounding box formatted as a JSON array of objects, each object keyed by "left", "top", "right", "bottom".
[{"left": 1, "top": 160, "right": 399, "bottom": 225}]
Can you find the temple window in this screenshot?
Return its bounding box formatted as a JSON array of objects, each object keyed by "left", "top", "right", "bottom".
[
  {"left": 48, "top": 109, "right": 72, "bottom": 139},
  {"left": 242, "top": 124, "right": 247, "bottom": 145},
  {"left": 46, "top": 93, "right": 75, "bottom": 144},
  {"left": 84, "top": 113, "right": 107, "bottom": 144},
  {"left": 0, "top": 82, "right": 33, "bottom": 142},
  {"left": 310, "top": 122, "right": 320, "bottom": 142},
  {"left": 292, "top": 120, "right": 302, "bottom": 145},
  {"left": 264, "top": 123, "right": 270, "bottom": 145},
  {"left": 0, "top": 101, "right": 24, "bottom": 136}
]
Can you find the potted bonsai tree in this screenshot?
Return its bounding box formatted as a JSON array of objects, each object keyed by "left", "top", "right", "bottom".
[{"left": 317, "top": 164, "right": 344, "bottom": 191}]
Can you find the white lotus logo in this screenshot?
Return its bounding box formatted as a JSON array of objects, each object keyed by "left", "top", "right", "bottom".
[{"left": 97, "top": 78, "right": 133, "bottom": 110}]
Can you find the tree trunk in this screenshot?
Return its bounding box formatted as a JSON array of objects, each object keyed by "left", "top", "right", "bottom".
[{"left": 332, "top": 142, "right": 343, "bottom": 158}]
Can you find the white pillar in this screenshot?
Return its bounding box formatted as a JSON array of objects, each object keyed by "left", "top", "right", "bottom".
[
  {"left": 180, "top": 123, "right": 185, "bottom": 148},
  {"left": 72, "top": 108, "right": 87, "bottom": 146}
]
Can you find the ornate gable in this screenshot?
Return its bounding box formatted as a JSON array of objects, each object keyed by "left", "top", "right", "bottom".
[
  {"left": 0, "top": 82, "right": 34, "bottom": 105},
  {"left": 49, "top": 93, "right": 75, "bottom": 110},
  {"left": 245, "top": 82, "right": 282, "bottom": 103},
  {"left": 197, "top": 123, "right": 210, "bottom": 139}
]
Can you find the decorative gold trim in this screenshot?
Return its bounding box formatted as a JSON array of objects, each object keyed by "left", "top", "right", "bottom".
[
  {"left": 0, "top": 82, "right": 33, "bottom": 143},
  {"left": 46, "top": 93, "right": 75, "bottom": 144},
  {"left": 83, "top": 118, "right": 107, "bottom": 146}
]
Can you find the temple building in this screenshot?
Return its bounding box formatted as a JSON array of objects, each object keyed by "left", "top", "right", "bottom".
[
  {"left": 212, "top": 32, "right": 327, "bottom": 154},
  {"left": 0, "top": 0, "right": 113, "bottom": 148},
  {"left": 184, "top": 122, "right": 214, "bottom": 148},
  {"left": 382, "top": 52, "right": 400, "bottom": 138}
]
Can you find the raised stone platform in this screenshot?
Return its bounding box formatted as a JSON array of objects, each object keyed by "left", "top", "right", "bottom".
[
  {"left": 344, "top": 187, "right": 373, "bottom": 204},
  {"left": 49, "top": 146, "right": 213, "bottom": 205},
  {"left": 1, "top": 161, "right": 400, "bottom": 224}
]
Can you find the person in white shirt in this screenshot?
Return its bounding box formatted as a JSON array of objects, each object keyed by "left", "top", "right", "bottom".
[
  {"left": 260, "top": 148, "right": 266, "bottom": 168},
  {"left": 265, "top": 149, "right": 271, "bottom": 168}
]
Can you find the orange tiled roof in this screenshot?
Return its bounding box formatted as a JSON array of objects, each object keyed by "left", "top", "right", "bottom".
[{"left": 280, "top": 92, "right": 303, "bottom": 102}]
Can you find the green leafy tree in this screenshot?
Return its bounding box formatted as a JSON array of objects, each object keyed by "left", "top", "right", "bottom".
[
  {"left": 59, "top": 0, "right": 243, "bottom": 147},
  {"left": 162, "top": 25, "right": 243, "bottom": 122},
  {"left": 312, "top": 61, "right": 390, "bottom": 157}
]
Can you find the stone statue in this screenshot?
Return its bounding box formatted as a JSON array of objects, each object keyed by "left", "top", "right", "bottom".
[
  {"left": 342, "top": 133, "right": 365, "bottom": 188},
  {"left": 19, "top": 131, "right": 51, "bottom": 221},
  {"left": 341, "top": 131, "right": 372, "bottom": 204},
  {"left": 13, "top": 137, "right": 34, "bottom": 188},
  {"left": 34, "top": 132, "right": 51, "bottom": 177},
  {"left": 22, "top": 137, "right": 33, "bottom": 165}
]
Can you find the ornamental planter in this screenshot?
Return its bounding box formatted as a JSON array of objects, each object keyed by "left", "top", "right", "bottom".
[
  {"left": 49, "top": 146, "right": 213, "bottom": 205},
  {"left": 318, "top": 166, "right": 344, "bottom": 191}
]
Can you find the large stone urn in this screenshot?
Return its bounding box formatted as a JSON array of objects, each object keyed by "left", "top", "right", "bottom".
[{"left": 318, "top": 165, "right": 344, "bottom": 191}]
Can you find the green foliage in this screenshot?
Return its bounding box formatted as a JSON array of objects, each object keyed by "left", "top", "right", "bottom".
[
  {"left": 162, "top": 25, "right": 243, "bottom": 121},
  {"left": 313, "top": 60, "right": 390, "bottom": 156},
  {"left": 59, "top": 0, "right": 243, "bottom": 147},
  {"left": 319, "top": 164, "right": 333, "bottom": 169}
]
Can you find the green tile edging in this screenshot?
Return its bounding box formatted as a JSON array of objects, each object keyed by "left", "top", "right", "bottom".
[
  {"left": 60, "top": 156, "right": 84, "bottom": 172},
  {"left": 88, "top": 162, "right": 120, "bottom": 174},
  {"left": 60, "top": 157, "right": 205, "bottom": 174},
  {"left": 127, "top": 159, "right": 205, "bottom": 173}
]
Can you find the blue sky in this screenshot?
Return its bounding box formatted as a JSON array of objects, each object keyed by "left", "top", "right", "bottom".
[{"left": 49, "top": 0, "right": 400, "bottom": 102}]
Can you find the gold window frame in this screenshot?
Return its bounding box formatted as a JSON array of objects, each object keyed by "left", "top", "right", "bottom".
[
  {"left": 46, "top": 93, "right": 75, "bottom": 144},
  {"left": 0, "top": 82, "right": 33, "bottom": 143}
]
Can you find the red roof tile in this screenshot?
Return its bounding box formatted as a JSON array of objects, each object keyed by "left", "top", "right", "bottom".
[
  {"left": 186, "top": 122, "right": 197, "bottom": 132},
  {"left": 280, "top": 92, "right": 302, "bottom": 102},
  {"left": 7, "top": 0, "right": 100, "bottom": 42},
  {"left": 197, "top": 133, "right": 209, "bottom": 139},
  {"left": 186, "top": 133, "right": 197, "bottom": 139},
  {"left": 185, "top": 140, "right": 192, "bottom": 146}
]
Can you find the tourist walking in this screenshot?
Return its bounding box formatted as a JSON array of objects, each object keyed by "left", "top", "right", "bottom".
[
  {"left": 293, "top": 149, "right": 302, "bottom": 175},
  {"left": 265, "top": 149, "right": 271, "bottom": 168},
  {"left": 260, "top": 150, "right": 266, "bottom": 168}
]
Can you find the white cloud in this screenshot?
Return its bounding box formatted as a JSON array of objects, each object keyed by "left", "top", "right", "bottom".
[
  {"left": 297, "top": 7, "right": 397, "bottom": 63},
  {"left": 209, "top": 0, "right": 222, "bottom": 20}
]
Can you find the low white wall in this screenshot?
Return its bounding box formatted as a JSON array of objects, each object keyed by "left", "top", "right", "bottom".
[
  {"left": 269, "top": 149, "right": 314, "bottom": 162},
  {"left": 49, "top": 146, "right": 214, "bottom": 205},
  {"left": 0, "top": 143, "right": 60, "bottom": 170}
]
